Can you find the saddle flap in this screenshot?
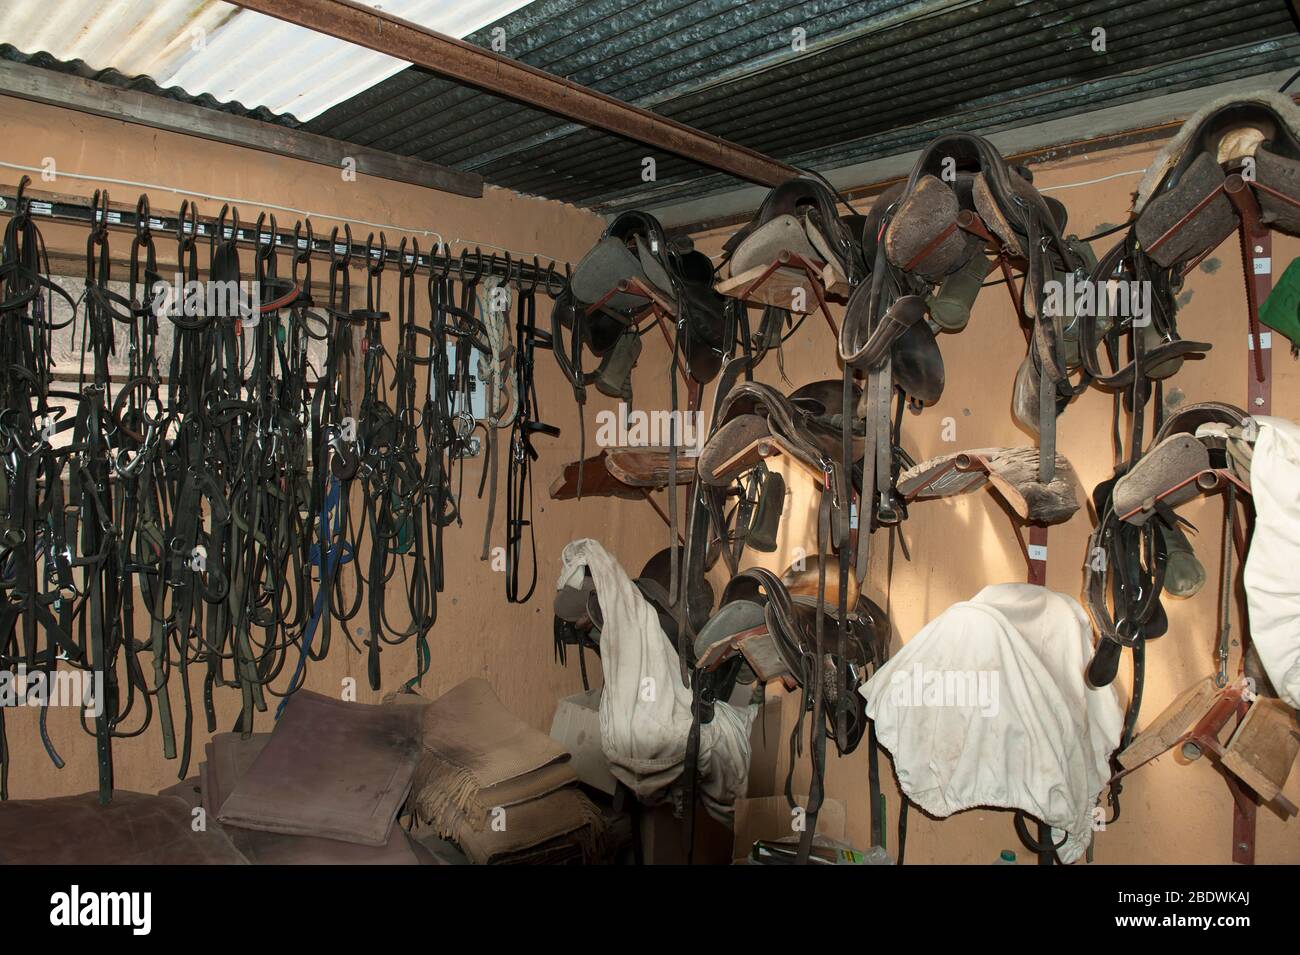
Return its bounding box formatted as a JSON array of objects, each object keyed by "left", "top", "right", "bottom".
[
  {"left": 698, "top": 414, "right": 771, "bottom": 486},
  {"left": 1134, "top": 151, "right": 1235, "bottom": 268},
  {"left": 1112, "top": 433, "right": 1211, "bottom": 523},
  {"left": 1160, "top": 520, "right": 1207, "bottom": 598},
  {"left": 570, "top": 237, "right": 659, "bottom": 311},
  {"left": 1254, "top": 146, "right": 1300, "bottom": 235},
  {"left": 633, "top": 234, "right": 675, "bottom": 300},
  {"left": 693, "top": 599, "right": 766, "bottom": 679},
  {"left": 891, "top": 317, "right": 945, "bottom": 404},
  {"left": 727, "top": 214, "right": 823, "bottom": 278},
  {"left": 927, "top": 251, "right": 993, "bottom": 331},
  {"left": 1012, "top": 350, "right": 1071, "bottom": 435},
  {"left": 973, "top": 172, "right": 1022, "bottom": 256},
  {"left": 554, "top": 572, "right": 596, "bottom": 624},
  {"left": 884, "top": 175, "right": 977, "bottom": 280},
  {"left": 803, "top": 206, "right": 860, "bottom": 281},
  {"left": 736, "top": 622, "right": 794, "bottom": 685}
]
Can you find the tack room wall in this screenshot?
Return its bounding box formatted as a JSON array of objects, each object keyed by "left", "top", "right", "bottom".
[
  {"left": 3, "top": 94, "right": 1298, "bottom": 865},
  {"left": 669, "top": 138, "right": 1300, "bottom": 864},
  {"left": 0, "top": 94, "right": 610, "bottom": 799}
]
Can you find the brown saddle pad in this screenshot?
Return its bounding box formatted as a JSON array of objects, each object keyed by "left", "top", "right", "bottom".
[
  {"left": 216, "top": 690, "right": 422, "bottom": 847},
  {"left": 169, "top": 734, "right": 433, "bottom": 865},
  {"left": 0, "top": 790, "right": 247, "bottom": 865}
]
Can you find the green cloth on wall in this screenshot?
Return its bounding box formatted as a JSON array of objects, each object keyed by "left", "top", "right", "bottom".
[{"left": 1260, "top": 256, "right": 1300, "bottom": 347}]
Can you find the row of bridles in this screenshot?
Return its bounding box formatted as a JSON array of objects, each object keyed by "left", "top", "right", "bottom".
[{"left": 0, "top": 179, "right": 563, "bottom": 800}]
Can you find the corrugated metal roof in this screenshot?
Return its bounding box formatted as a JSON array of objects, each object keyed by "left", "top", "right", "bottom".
[
  {"left": 2, "top": 0, "right": 1297, "bottom": 211},
  {"left": 0, "top": 0, "right": 533, "bottom": 120},
  {"left": 302, "top": 0, "right": 1300, "bottom": 210},
  {"left": 0, "top": 44, "right": 290, "bottom": 123}
]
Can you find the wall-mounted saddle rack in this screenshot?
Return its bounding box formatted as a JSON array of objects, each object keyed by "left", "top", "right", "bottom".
[
  {"left": 0, "top": 186, "right": 569, "bottom": 293},
  {"left": 716, "top": 251, "right": 845, "bottom": 342},
  {"left": 582, "top": 276, "right": 701, "bottom": 412}
]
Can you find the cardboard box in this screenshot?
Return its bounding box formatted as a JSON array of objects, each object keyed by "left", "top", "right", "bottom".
[{"left": 549, "top": 688, "right": 617, "bottom": 795}]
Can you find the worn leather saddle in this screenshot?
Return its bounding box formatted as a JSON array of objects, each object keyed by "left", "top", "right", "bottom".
[
  {"left": 697, "top": 381, "right": 847, "bottom": 493},
  {"left": 875, "top": 133, "right": 1069, "bottom": 279},
  {"left": 1084, "top": 402, "right": 1252, "bottom": 689},
  {"left": 722, "top": 176, "right": 867, "bottom": 284},
  {"left": 865, "top": 133, "right": 1086, "bottom": 430},
  {"left": 556, "top": 211, "right": 733, "bottom": 402},
  {"left": 1134, "top": 91, "right": 1300, "bottom": 268},
  {"left": 693, "top": 567, "right": 887, "bottom": 756}
]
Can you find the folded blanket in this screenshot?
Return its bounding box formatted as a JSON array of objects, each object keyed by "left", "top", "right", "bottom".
[
  {"left": 1244, "top": 416, "right": 1300, "bottom": 708},
  {"left": 431, "top": 786, "right": 605, "bottom": 865},
  {"left": 188, "top": 729, "right": 427, "bottom": 865},
  {"left": 411, "top": 678, "right": 575, "bottom": 830}
]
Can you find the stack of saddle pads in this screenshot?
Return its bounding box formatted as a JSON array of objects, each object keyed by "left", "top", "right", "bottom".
[
  {"left": 165, "top": 690, "right": 442, "bottom": 864},
  {"left": 0, "top": 690, "right": 441, "bottom": 865},
  {"left": 406, "top": 678, "right": 605, "bottom": 864}
]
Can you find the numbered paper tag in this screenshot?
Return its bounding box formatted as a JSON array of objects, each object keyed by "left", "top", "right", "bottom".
[
  {"left": 1248, "top": 332, "right": 1273, "bottom": 351},
  {"left": 1252, "top": 257, "right": 1271, "bottom": 275},
  {"left": 849, "top": 500, "right": 858, "bottom": 530},
  {"left": 1027, "top": 544, "right": 1048, "bottom": 562}
]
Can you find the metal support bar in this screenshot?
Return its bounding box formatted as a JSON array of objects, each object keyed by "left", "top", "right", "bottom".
[
  {"left": 1224, "top": 175, "right": 1271, "bottom": 398},
  {"left": 1115, "top": 467, "right": 1250, "bottom": 523},
  {"left": 225, "top": 0, "right": 798, "bottom": 188},
  {"left": 1223, "top": 173, "right": 1273, "bottom": 863}
]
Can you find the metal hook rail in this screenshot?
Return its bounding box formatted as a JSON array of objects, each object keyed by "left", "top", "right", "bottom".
[{"left": 0, "top": 187, "right": 569, "bottom": 294}]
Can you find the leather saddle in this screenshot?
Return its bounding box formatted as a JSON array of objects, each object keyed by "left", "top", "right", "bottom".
[
  {"left": 554, "top": 212, "right": 735, "bottom": 498},
  {"left": 876, "top": 133, "right": 1069, "bottom": 281},
  {"left": 1072, "top": 94, "right": 1300, "bottom": 438},
  {"left": 697, "top": 381, "right": 847, "bottom": 492},
  {"left": 692, "top": 567, "right": 887, "bottom": 756},
  {"left": 560, "top": 211, "right": 732, "bottom": 391},
  {"left": 864, "top": 133, "right": 1084, "bottom": 429},
  {"left": 1134, "top": 92, "right": 1300, "bottom": 268},
  {"left": 1084, "top": 402, "right": 1252, "bottom": 688},
  {"left": 722, "top": 176, "right": 867, "bottom": 284}
]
